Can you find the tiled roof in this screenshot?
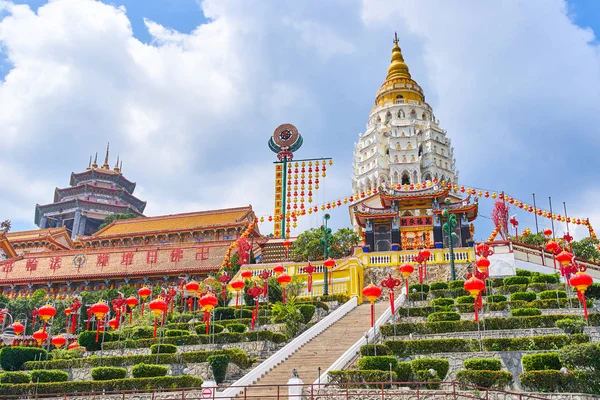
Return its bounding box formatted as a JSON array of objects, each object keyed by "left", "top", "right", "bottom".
[
  {"left": 0, "top": 242, "right": 226, "bottom": 284},
  {"left": 6, "top": 227, "right": 69, "bottom": 242},
  {"left": 93, "top": 206, "right": 253, "bottom": 237}
]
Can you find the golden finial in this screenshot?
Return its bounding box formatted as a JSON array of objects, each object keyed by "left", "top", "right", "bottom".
[
  {"left": 87, "top": 156, "right": 92, "bottom": 169},
  {"left": 102, "top": 143, "right": 110, "bottom": 169},
  {"left": 119, "top": 160, "right": 122, "bottom": 172},
  {"left": 386, "top": 32, "right": 411, "bottom": 80},
  {"left": 114, "top": 155, "right": 120, "bottom": 171},
  {"left": 92, "top": 153, "right": 98, "bottom": 168}
]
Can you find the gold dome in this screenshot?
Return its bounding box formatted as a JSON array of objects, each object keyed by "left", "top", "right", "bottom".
[{"left": 387, "top": 33, "right": 411, "bottom": 80}]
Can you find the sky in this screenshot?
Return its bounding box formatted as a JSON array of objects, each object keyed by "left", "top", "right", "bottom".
[{"left": 0, "top": 0, "right": 598, "bottom": 242}]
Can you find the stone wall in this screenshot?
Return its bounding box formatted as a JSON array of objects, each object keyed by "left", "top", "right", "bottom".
[{"left": 384, "top": 326, "right": 600, "bottom": 341}]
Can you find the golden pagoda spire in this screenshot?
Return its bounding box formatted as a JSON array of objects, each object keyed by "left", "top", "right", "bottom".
[
  {"left": 114, "top": 155, "right": 120, "bottom": 172},
  {"left": 87, "top": 156, "right": 92, "bottom": 170},
  {"left": 92, "top": 153, "right": 98, "bottom": 168},
  {"left": 119, "top": 160, "right": 123, "bottom": 172},
  {"left": 386, "top": 32, "right": 411, "bottom": 80},
  {"left": 101, "top": 143, "right": 110, "bottom": 169}
]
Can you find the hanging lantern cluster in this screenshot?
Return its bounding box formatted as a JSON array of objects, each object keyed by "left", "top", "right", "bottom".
[
  {"left": 362, "top": 284, "right": 382, "bottom": 327},
  {"left": 126, "top": 296, "right": 139, "bottom": 324},
  {"left": 412, "top": 249, "right": 430, "bottom": 284},
  {"left": 217, "top": 272, "right": 232, "bottom": 303},
  {"left": 570, "top": 272, "right": 593, "bottom": 320},
  {"left": 303, "top": 262, "right": 317, "bottom": 293},
  {"left": 32, "top": 329, "right": 48, "bottom": 347},
  {"left": 258, "top": 269, "right": 272, "bottom": 299},
  {"left": 380, "top": 274, "right": 401, "bottom": 314}
]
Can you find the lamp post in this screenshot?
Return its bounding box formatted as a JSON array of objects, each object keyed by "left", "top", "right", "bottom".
[
  {"left": 320, "top": 214, "right": 333, "bottom": 296},
  {"left": 442, "top": 207, "right": 458, "bottom": 280}
]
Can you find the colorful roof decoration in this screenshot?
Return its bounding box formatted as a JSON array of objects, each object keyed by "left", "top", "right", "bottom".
[{"left": 6, "top": 227, "right": 74, "bottom": 253}]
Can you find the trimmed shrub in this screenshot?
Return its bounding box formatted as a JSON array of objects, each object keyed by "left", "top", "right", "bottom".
[
  {"left": 428, "top": 289, "right": 449, "bottom": 299},
  {"left": 78, "top": 331, "right": 116, "bottom": 351},
  {"left": 531, "top": 274, "right": 559, "bottom": 284},
  {"left": 30, "top": 370, "right": 69, "bottom": 383},
  {"left": 131, "top": 326, "right": 155, "bottom": 340},
  {"left": 0, "top": 372, "right": 30, "bottom": 384},
  {"left": 408, "top": 292, "right": 427, "bottom": 301},
  {"left": 165, "top": 329, "right": 190, "bottom": 337},
  {"left": 511, "top": 308, "right": 542, "bottom": 317},
  {"left": 430, "top": 298, "right": 454, "bottom": 307},
  {"left": 131, "top": 363, "right": 168, "bottom": 378},
  {"left": 522, "top": 353, "right": 561, "bottom": 371},
  {"left": 328, "top": 370, "right": 397, "bottom": 387},
  {"left": 195, "top": 323, "right": 224, "bottom": 334},
  {"left": 429, "top": 282, "right": 448, "bottom": 291},
  {"left": 359, "top": 344, "right": 390, "bottom": 357},
  {"left": 503, "top": 276, "right": 530, "bottom": 285},
  {"left": 516, "top": 269, "right": 533, "bottom": 276},
  {"left": 357, "top": 356, "right": 398, "bottom": 371},
  {"left": 482, "top": 334, "right": 588, "bottom": 352},
  {"left": 556, "top": 318, "right": 586, "bottom": 335},
  {"left": 427, "top": 312, "right": 461, "bottom": 322},
  {"left": 457, "top": 370, "right": 512, "bottom": 389},
  {"left": 586, "top": 283, "right": 600, "bottom": 299},
  {"left": 539, "top": 290, "right": 567, "bottom": 300},
  {"left": 91, "top": 367, "right": 127, "bottom": 381},
  {"left": 396, "top": 362, "right": 413, "bottom": 382},
  {"left": 448, "top": 280, "right": 465, "bottom": 290},
  {"left": 150, "top": 344, "right": 177, "bottom": 354},
  {"left": 0, "top": 347, "right": 47, "bottom": 371},
  {"left": 409, "top": 283, "right": 429, "bottom": 293},
  {"left": 226, "top": 323, "right": 247, "bottom": 333},
  {"left": 456, "top": 295, "right": 474, "bottom": 304},
  {"left": 449, "top": 288, "right": 469, "bottom": 298},
  {"left": 414, "top": 370, "right": 441, "bottom": 389},
  {"left": 510, "top": 291, "right": 536, "bottom": 302},
  {"left": 234, "top": 308, "right": 252, "bottom": 318},
  {"left": 490, "top": 278, "right": 505, "bottom": 287},
  {"left": 464, "top": 358, "right": 501, "bottom": 371},
  {"left": 298, "top": 304, "right": 316, "bottom": 324},
  {"left": 385, "top": 338, "right": 478, "bottom": 357},
  {"left": 497, "top": 284, "right": 527, "bottom": 294},
  {"left": 207, "top": 355, "right": 230, "bottom": 384},
  {"left": 528, "top": 283, "right": 553, "bottom": 292},
  {"left": 484, "top": 294, "right": 507, "bottom": 303},
  {"left": 410, "top": 358, "right": 449, "bottom": 380},
  {"left": 214, "top": 307, "right": 236, "bottom": 320},
  {"left": 558, "top": 342, "right": 600, "bottom": 371},
  {"left": 520, "top": 370, "right": 566, "bottom": 392}
]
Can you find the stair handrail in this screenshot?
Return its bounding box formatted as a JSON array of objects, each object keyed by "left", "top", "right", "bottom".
[
  {"left": 313, "top": 293, "right": 405, "bottom": 386},
  {"left": 219, "top": 296, "right": 359, "bottom": 399}
]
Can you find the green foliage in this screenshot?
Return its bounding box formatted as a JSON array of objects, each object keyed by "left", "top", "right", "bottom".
[
  {"left": 234, "top": 308, "right": 253, "bottom": 318},
  {"left": 207, "top": 354, "right": 230, "bottom": 384},
  {"left": 298, "top": 304, "right": 316, "bottom": 324},
  {"left": 572, "top": 237, "right": 600, "bottom": 262},
  {"left": 520, "top": 370, "right": 566, "bottom": 392},
  {"left": 556, "top": 318, "right": 586, "bottom": 335},
  {"left": 516, "top": 269, "right": 533, "bottom": 276},
  {"left": 131, "top": 363, "right": 168, "bottom": 378},
  {"left": 539, "top": 290, "right": 567, "bottom": 300},
  {"left": 485, "top": 294, "right": 507, "bottom": 303},
  {"left": 214, "top": 307, "right": 236, "bottom": 320},
  {"left": 409, "top": 283, "right": 429, "bottom": 293},
  {"left": 91, "top": 367, "right": 127, "bottom": 381},
  {"left": 531, "top": 274, "right": 559, "bottom": 284},
  {"left": 510, "top": 291, "right": 536, "bottom": 302},
  {"left": 528, "top": 282, "right": 554, "bottom": 292},
  {"left": 448, "top": 280, "right": 465, "bottom": 289},
  {"left": 516, "top": 232, "right": 546, "bottom": 247},
  {"left": 226, "top": 323, "right": 247, "bottom": 333},
  {"left": 522, "top": 353, "right": 561, "bottom": 371},
  {"left": 130, "top": 326, "right": 155, "bottom": 339},
  {"left": 328, "top": 370, "right": 398, "bottom": 387},
  {"left": 165, "top": 329, "right": 190, "bottom": 337},
  {"left": 0, "top": 346, "right": 47, "bottom": 371},
  {"left": 448, "top": 288, "right": 469, "bottom": 298},
  {"left": 0, "top": 372, "right": 30, "bottom": 384},
  {"left": 51, "top": 347, "right": 85, "bottom": 360},
  {"left": 430, "top": 298, "right": 454, "bottom": 307},
  {"left": 464, "top": 358, "right": 502, "bottom": 371},
  {"left": 409, "top": 292, "right": 427, "bottom": 301},
  {"left": 482, "top": 334, "right": 588, "bottom": 352},
  {"left": 503, "top": 276, "right": 530, "bottom": 285},
  {"left": 586, "top": 283, "right": 600, "bottom": 299},
  {"left": 357, "top": 356, "right": 398, "bottom": 371},
  {"left": 78, "top": 331, "right": 117, "bottom": 351},
  {"left": 427, "top": 311, "right": 460, "bottom": 322},
  {"left": 359, "top": 344, "right": 390, "bottom": 356},
  {"left": 511, "top": 307, "right": 542, "bottom": 317},
  {"left": 30, "top": 370, "right": 69, "bottom": 383},
  {"left": 497, "top": 284, "right": 528, "bottom": 294},
  {"left": 195, "top": 323, "right": 224, "bottom": 334},
  {"left": 271, "top": 299, "right": 303, "bottom": 338},
  {"left": 98, "top": 213, "right": 139, "bottom": 229},
  {"left": 385, "top": 338, "right": 479, "bottom": 357},
  {"left": 410, "top": 358, "right": 449, "bottom": 380},
  {"left": 559, "top": 342, "right": 600, "bottom": 371},
  {"left": 429, "top": 282, "right": 448, "bottom": 290},
  {"left": 414, "top": 369, "right": 441, "bottom": 388},
  {"left": 456, "top": 370, "right": 512, "bottom": 389},
  {"left": 290, "top": 227, "right": 360, "bottom": 261},
  {"left": 150, "top": 344, "right": 177, "bottom": 354},
  {"left": 456, "top": 295, "right": 474, "bottom": 304}
]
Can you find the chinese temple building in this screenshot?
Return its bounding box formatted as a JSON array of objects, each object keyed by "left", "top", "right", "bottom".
[
  {"left": 34, "top": 145, "right": 146, "bottom": 239},
  {"left": 0, "top": 206, "right": 259, "bottom": 298}
]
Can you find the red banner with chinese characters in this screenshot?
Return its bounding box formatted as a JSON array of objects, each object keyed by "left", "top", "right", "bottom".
[{"left": 400, "top": 216, "right": 433, "bottom": 227}]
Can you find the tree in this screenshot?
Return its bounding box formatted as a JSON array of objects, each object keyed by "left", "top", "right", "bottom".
[
  {"left": 491, "top": 201, "right": 509, "bottom": 240},
  {"left": 572, "top": 237, "right": 600, "bottom": 262},
  {"left": 514, "top": 232, "right": 546, "bottom": 247},
  {"left": 291, "top": 228, "right": 360, "bottom": 261},
  {"left": 98, "top": 213, "right": 139, "bottom": 230}
]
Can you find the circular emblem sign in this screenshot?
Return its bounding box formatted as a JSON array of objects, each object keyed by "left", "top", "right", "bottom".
[
  {"left": 201, "top": 388, "right": 213, "bottom": 398},
  {"left": 268, "top": 123, "right": 303, "bottom": 155},
  {"left": 73, "top": 254, "right": 87, "bottom": 268}
]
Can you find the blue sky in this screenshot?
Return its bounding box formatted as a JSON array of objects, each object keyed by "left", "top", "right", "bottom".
[{"left": 0, "top": 0, "right": 598, "bottom": 242}]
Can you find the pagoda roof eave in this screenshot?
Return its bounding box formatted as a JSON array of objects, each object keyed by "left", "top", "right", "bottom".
[
  {"left": 35, "top": 199, "right": 144, "bottom": 225},
  {"left": 53, "top": 184, "right": 147, "bottom": 211},
  {"left": 433, "top": 203, "right": 479, "bottom": 222},
  {"left": 69, "top": 170, "right": 137, "bottom": 192}
]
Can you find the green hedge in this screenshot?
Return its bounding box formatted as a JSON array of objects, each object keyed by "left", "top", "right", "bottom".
[
  {"left": 522, "top": 353, "right": 561, "bottom": 371},
  {"left": 359, "top": 344, "right": 390, "bottom": 356},
  {"left": 427, "top": 312, "right": 461, "bottom": 322},
  {"left": 357, "top": 356, "right": 398, "bottom": 371},
  {"left": 456, "top": 296, "right": 474, "bottom": 304},
  {"left": 558, "top": 342, "right": 600, "bottom": 371},
  {"left": 482, "top": 334, "right": 588, "bottom": 352},
  {"left": 528, "top": 283, "right": 554, "bottom": 292},
  {"left": 497, "top": 284, "right": 527, "bottom": 294},
  {"left": 516, "top": 269, "right": 533, "bottom": 276},
  {"left": 410, "top": 358, "right": 449, "bottom": 380},
  {"left": 409, "top": 283, "right": 430, "bottom": 293},
  {"left": 0, "top": 376, "right": 203, "bottom": 396},
  {"left": 429, "top": 282, "right": 448, "bottom": 290},
  {"left": 328, "top": 370, "right": 398, "bottom": 387},
  {"left": 0, "top": 347, "right": 48, "bottom": 371},
  {"left": 503, "top": 276, "right": 530, "bottom": 285},
  {"left": 484, "top": 294, "right": 507, "bottom": 303},
  {"left": 531, "top": 274, "right": 559, "bottom": 284},
  {"left": 226, "top": 323, "right": 247, "bottom": 333},
  {"left": 448, "top": 280, "right": 465, "bottom": 290},
  {"left": 539, "top": 290, "right": 567, "bottom": 300},
  {"left": 511, "top": 308, "right": 542, "bottom": 317},
  {"left": 449, "top": 288, "right": 469, "bottom": 298},
  {"left": 408, "top": 292, "right": 427, "bottom": 301},
  {"left": 150, "top": 344, "right": 177, "bottom": 354},
  {"left": 208, "top": 354, "right": 230, "bottom": 384},
  {"left": 298, "top": 304, "right": 316, "bottom": 324},
  {"left": 385, "top": 338, "right": 479, "bottom": 357},
  {"left": 464, "top": 358, "right": 502, "bottom": 371},
  {"left": 556, "top": 318, "right": 586, "bottom": 334},
  {"left": 214, "top": 307, "right": 236, "bottom": 320},
  {"left": 130, "top": 326, "right": 154, "bottom": 340},
  {"left": 511, "top": 291, "right": 537, "bottom": 302},
  {"left": 195, "top": 323, "right": 225, "bottom": 334},
  {"left": 131, "top": 363, "right": 168, "bottom": 378},
  {"left": 30, "top": 370, "right": 69, "bottom": 383},
  {"left": 165, "top": 329, "right": 191, "bottom": 337},
  {"left": 0, "top": 372, "right": 30, "bottom": 384},
  {"left": 457, "top": 370, "right": 512, "bottom": 389},
  {"left": 91, "top": 367, "right": 127, "bottom": 381},
  {"left": 78, "top": 331, "right": 118, "bottom": 351},
  {"left": 166, "top": 316, "right": 270, "bottom": 331},
  {"left": 428, "top": 289, "right": 449, "bottom": 299},
  {"left": 430, "top": 298, "right": 454, "bottom": 307}
]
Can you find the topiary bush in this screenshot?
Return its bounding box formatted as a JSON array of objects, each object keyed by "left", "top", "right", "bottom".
[
  {"left": 558, "top": 342, "right": 600, "bottom": 371},
  {"left": 131, "top": 363, "right": 168, "bottom": 378},
  {"left": 464, "top": 358, "right": 502, "bottom": 371},
  {"left": 520, "top": 370, "right": 566, "bottom": 392},
  {"left": 357, "top": 356, "right": 398, "bottom": 371},
  {"left": 207, "top": 354, "right": 230, "bottom": 384},
  {"left": 522, "top": 353, "right": 561, "bottom": 371},
  {"left": 414, "top": 369, "right": 441, "bottom": 389},
  {"left": 0, "top": 347, "right": 48, "bottom": 371},
  {"left": 556, "top": 318, "right": 586, "bottom": 335},
  {"left": 503, "top": 276, "right": 530, "bottom": 285},
  {"left": 516, "top": 269, "right": 533, "bottom": 276},
  {"left": 531, "top": 274, "right": 559, "bottom": 284},
  {"left": 482, "top": 334, "right": 588, "bottom": 352},
  {"left": 385, "top": 338, "right": 479, "bottom": 357},
  {"left": 78, "top": 331, "right": 117, "bottom": 351},
  {"left": 510, "top": 291, "right": 536, "bottom": 302},
  {"left": 430, "top": 298, "right": 454, "bottom": 307},
  {"left": 429, "top": 282, "right": 448, "bottom": 290},
  {"left": 539, "top": 290, "right": 567, "bottom": 300},
  {"left": 328, "top": 370, "right": 398, "bottom": 387},
  {"left": 427, "top": 312, "right": 461, "bottom": 323},
  {"left": 131, "top": 326, "right": 155, "bottom": 340},
  {"left": 528, "top": 283, "right": 552, "bottom": 292},
  {"left": 150, "top": 344, "right": 177, "bottom": 354},
  {"left": 165, "top": 329, "right": 191, "bottom": 337},
  {"left": 359, "top": 344, "right": 390, "bottom": 357},
  {"left": 449, "top": 288, "right": 469, "bottom": 298},
  {"left": 226, "top": 323, "right": 247, "bottom": 333},
  {"left": 457, "top": 370, "right": 512, "bottom": 389},
  {"left": 410, "top": 358, "right": 449, "bottom": 380},
  {"left": 511, "top": 308, "right": 542, "bottom": 317},
  {"left": 298, "top": 304, "right": 316, "bottom": 324},
  {"left": 448, "top": 280, "right": 465, "bottom": 290},
  {"left": 484, "top": 294, "right": 507, "bottom": 303},
  {"left": 408, "top": 292, "right": 427, "bottom": 301},
  {"left": 30, "top": 370, "right": 69, "bottom": 383},
  {"left": 214, "top": 307, "right": 236, "bottom": 320},
  {"left": 456, "top": 296, "right": 474, "bottom": 304},
  {"left": 409, "top": 283, "right": 430, "bottom": 293},
  {"left": 90, "top": 367, "right": 127, "bottom": 381},
  {"left": 195, "top": 323, "right": 224, "bottom": 334},
  {"left": 234, "top": 308, "right": 252, "bottom": 318},
  {"left": 497, "top": 284, "right": 528, "bottom": 294},
  {"left": 0, "top": 372, "right": 30, "bottom": 384}
]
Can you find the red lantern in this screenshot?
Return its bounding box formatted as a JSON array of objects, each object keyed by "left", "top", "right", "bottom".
[
  {"left": 38, "top": 304, "right": 56, "bottom": 332},
  {"left": 126, "top": 296, "right": 139, "bottom": 324},
  {"left": 218, "top": 272, "right": 232, "bottom": 303},
  {"left": 570, "top": 272, "right": 593, "bottom": 319},
  {"left": 148, "top": 297, "right": 168, "bottom": 338},
  {"left": 420, "top": 249, "right": 431, "bottom": 278},
  {"left": 303, "top": 262, "right": 317, "bottom": 293},
  {"left": 185, "top": 280, "right": 200, "bottom": 294},
  {"left": 241, "top": 270, "right": 253, "bottom": 280},
  {"left": 273, "top": 265, "right": 285, "bottom": 276},
  {"left": 108, "top": 318, "right": 118, "bottom": 330},
  {"left": 555, "top": 250, "right": 573, "bottom": 266},
  {"left": 277, "top": 273, "right": 292, "bottom": 304},
  {"left": 89, "top": 301, "right": 110, "bottom": 341},
  {"left": 11, "top": 321, "right": 24, "bottom": 335},
  {"left": 283, "top": 240, "right": 292, "bottom": 260},
  {"left": 138, "top": 287, "right": 152, "bottom": 317},
  {"left": 51, "top": 335, "right": 66, "bottom": 348},
  {"left": 64, "top": 307, "right": 72, "bottom": 317},
  {"left": 362, "top": 284, "right": 382, "bottom": 327},
  {"left": 199, "top": 292, "right": 218, "bottom": 334},
  {"left": 230, "top": 280, "right": 245, "bottom": 309},
  {"left": 399, "top": 263, "right": 414, "bottom": 294},
  {"left": 246, "top": 283, "right": 264, "bottom": 330},
  {"left": 475, "top": 257, "right": 490, "bottom": 274},
  {"left": 543, "top": 228, "right": 552, "bottom": 237},
  {"left": 464, "top": 277, "right": 485, "bottom": 322},
  {"left": 67, "top": 342, "right": 80, "bottom": 350},
  {"left": 32, "top": 329, "right": 48, "bottom": 346},
  {"left": 380, "top": 274, "right": 401, "bottom": 314}
]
